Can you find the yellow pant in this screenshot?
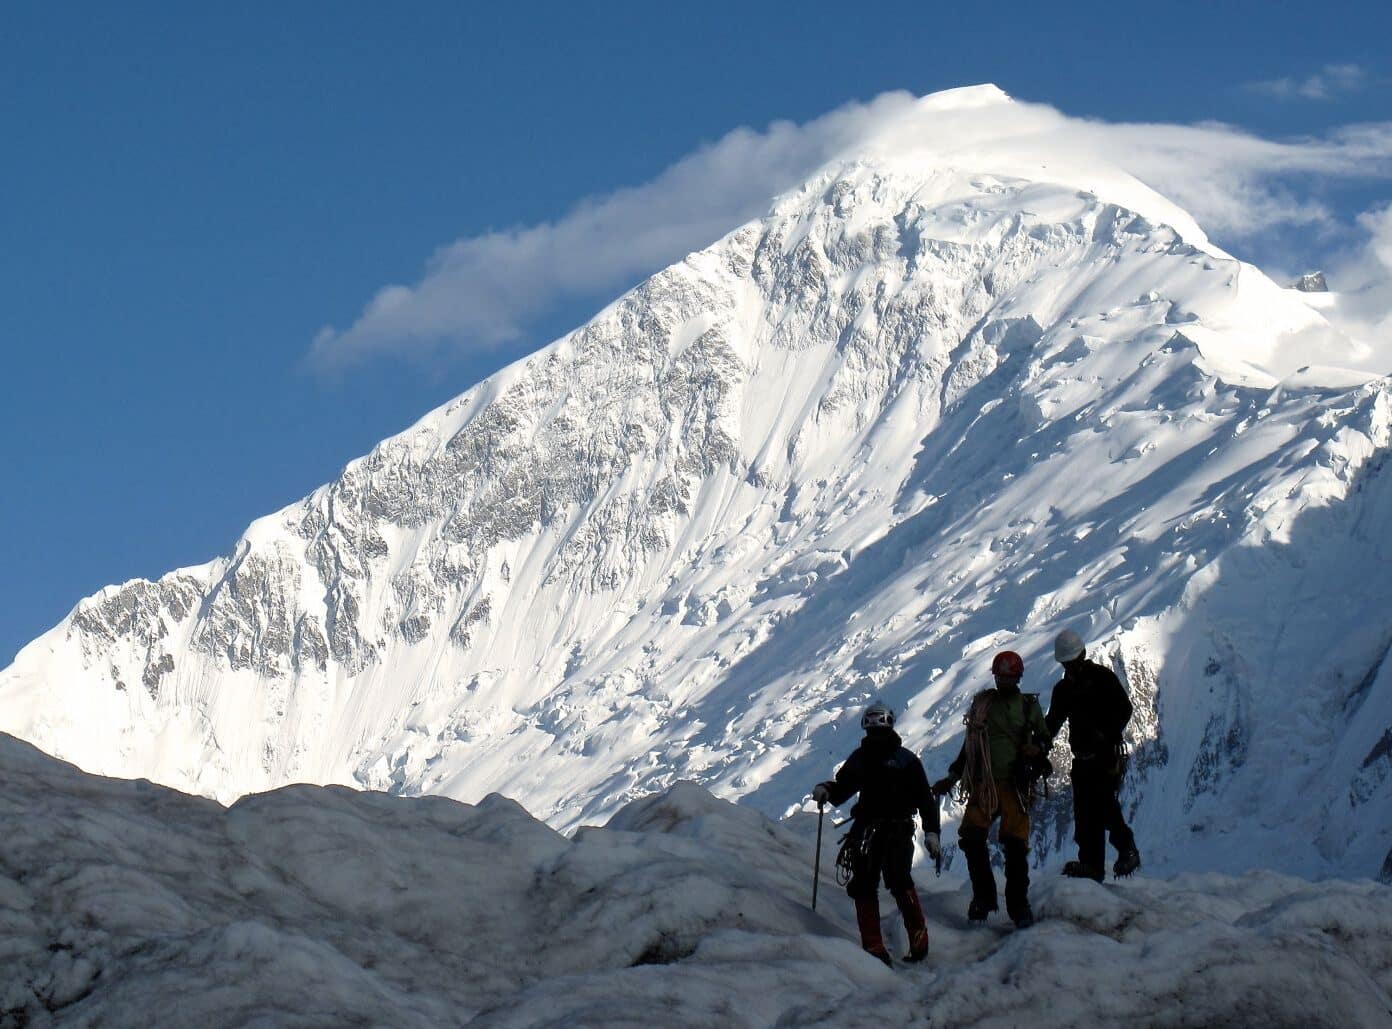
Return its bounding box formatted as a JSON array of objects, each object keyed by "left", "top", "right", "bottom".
[{"left": 959, "top": 779, "right": 1030, "bottom": 844}]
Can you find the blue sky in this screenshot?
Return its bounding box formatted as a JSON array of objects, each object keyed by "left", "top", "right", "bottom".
[{"left": 2, "top": 1, "right": 1390, "bottom": 662}]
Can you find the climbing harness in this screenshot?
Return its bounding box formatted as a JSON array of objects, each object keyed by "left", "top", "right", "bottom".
[{"left": 835, "top": 818, "right": 914, "bottom": 887}]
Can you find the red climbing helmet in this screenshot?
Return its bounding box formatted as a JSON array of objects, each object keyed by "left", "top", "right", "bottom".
[{"left": 991, "top": 650, "right": 1024, "bottom": 679}]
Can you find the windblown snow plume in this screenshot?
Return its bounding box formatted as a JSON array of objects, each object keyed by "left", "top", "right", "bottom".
[
  {"left": 3, "top": 85, "right": 1391, "bottom": 883},
  {"left": 1, "top": 734, "right": 1390, "bottom": 1027}
]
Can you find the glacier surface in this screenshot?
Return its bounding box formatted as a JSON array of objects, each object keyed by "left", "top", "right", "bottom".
[{"left": 1, "top": 733, "right": 1389, "bottom": 1027}]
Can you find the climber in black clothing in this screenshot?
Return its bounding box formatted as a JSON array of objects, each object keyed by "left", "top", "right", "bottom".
[
  {"left": 813, "top": 700, "right": 939, "bottom": 965},
  {"left": 1046, "top": 630, "right": 1142, "bottom": 881}
]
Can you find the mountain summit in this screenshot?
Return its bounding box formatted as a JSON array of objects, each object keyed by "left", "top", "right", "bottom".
[{"left": 4, "top": 90, "right": 1389, "bottom": 878}]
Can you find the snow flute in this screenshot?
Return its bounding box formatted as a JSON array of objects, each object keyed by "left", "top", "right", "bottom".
[{"left": 812, "top": 802, "right": 825, "bottom": 910}]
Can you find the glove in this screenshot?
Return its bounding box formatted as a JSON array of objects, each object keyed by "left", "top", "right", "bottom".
[
  {"left": 812, "top": 783, "right": 830, "bottom": 805},
  {"left": 923, "top": 832, "right": 941, "bottom": 860},
  {"left": 931, "top": 777, "right": 956, "bottom": 797}
]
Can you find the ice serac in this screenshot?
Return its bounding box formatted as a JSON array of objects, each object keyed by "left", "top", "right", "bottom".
[{"left": 2, "top": 87, "right": 1390, "bottom": 880}]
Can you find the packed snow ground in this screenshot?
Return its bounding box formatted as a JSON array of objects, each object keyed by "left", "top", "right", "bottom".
[{"left": 2, "top": 733, "right": 1389, "bottom": 1028}]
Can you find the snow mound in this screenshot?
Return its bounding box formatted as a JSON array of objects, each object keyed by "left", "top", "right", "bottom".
[{"left": 1, "top": 734, "right": 1389, "bottom": 1027}]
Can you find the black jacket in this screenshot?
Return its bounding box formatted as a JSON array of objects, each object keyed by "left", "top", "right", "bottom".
[
  {"left": 821, "top": 729, "right": 939, "bottom": 832},
  {"left": 1045, "top": 658, "right": 1133, "bottom": 761}
]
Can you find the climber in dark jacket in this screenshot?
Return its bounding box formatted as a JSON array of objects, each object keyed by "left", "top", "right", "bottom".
[
  {"left": 1045, "top": 629, "right": 1142, "bottom": 881},
  {"left": 813, "top": 701, "right": 939, "bottom": 966}
]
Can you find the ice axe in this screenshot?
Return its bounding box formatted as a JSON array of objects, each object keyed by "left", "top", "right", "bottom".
[
  {"left": 936, "top": 793, "right": 944, "bottom": 877},
  {"left": 935, "top": 836, "right": 943, "bottom": 878},
  {"left": 812, "top": 801, "right": 825, "bottom": 910}
]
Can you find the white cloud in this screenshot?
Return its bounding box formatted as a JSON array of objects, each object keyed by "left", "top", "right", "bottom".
[
  {"left": 1247, "top": 63, "right": 1371, "bottom": 101},
  {"left": 310, "top": 92, "right": 923, "bottom": 367},
  {"left": 1053, "top": 119, "right": 1392, "bottom": 235},
  {"left": 1326, "top": 204, "right": 1392, "bottom": 346},
  {"left": 310, "top": 87, "right": 1392, "bottom": 368}
]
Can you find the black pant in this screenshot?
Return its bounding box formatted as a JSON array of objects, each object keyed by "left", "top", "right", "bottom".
[
  {"left": 1071, "top": 758, "right": 1137, "bottom": 871},
  {"left": 960, "top": 825, "right": 1031, "bottom": 919},
  {"left": 844, "top": 819, "right": 915, "bottom": 900}
]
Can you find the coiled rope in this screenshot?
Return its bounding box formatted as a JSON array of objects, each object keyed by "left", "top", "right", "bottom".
[{"left": 960, "top": 691, "right": 997, "bottom": 814}]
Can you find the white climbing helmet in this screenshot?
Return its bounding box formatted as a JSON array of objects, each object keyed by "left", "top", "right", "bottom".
[
  {"left": 861, "top": 701, "right": 895, "bottom": 730},
  {"left": 1054, "top": 629, "right": 1086, "bottom": 663}
]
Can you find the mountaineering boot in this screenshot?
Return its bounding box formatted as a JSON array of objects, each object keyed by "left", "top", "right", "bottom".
[
  {"left": 1002, "top": 837, "right": 1033, "bottom": 929},
  {"left": 967, "top": 896, "right": 997, "bottom": 923},
  {"left": 854, "top": 895, "right": 893, "bottom": 967},
  {"left": 1062, "top": 860, "right": 1105, "bottom": 883},
  {"left": 892, "top": 888, "right": 929, "bottom": 962},
  {"left": 1113, "top": 848, "right": 1142, "bottom": 878},
  {"left": 959, "top": 828, "right": 998, "bottom": 924}
]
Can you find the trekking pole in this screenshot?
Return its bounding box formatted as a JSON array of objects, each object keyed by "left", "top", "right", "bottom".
[{"left": 812, "top": 801, "right": 825, "bottom": 910}]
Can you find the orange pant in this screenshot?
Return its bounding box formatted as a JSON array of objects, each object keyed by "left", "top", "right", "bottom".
[{"left": 959, "top": 779, "right": 1030, "bottom": 844}]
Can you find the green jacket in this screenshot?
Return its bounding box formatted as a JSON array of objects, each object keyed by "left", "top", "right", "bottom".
[{"left": 948, "top": 686, "right": 1050, "bottom": 783}]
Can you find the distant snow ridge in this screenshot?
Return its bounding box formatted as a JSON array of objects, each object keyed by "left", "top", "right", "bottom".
[
  {"left": 2, "top": 733, "right": 1391, "bottom": 1027},
  {"left": 2, "top": 87, "right": 1390, "bottom": 882}
]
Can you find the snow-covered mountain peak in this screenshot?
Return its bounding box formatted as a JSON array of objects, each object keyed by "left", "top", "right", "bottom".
[
  {"left": 3, "top": 138, "right": 1390, "bottom": 882},
  {"left": 912, "top": 82, "right": 1015, "bottom": 110},
  {"left": 831, "top": 86, "right": 1224, "bottom": 259}
]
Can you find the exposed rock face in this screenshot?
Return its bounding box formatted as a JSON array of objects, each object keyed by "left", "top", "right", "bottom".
[
  {"left": 1293, "top": 271, "right": 1329, "bottom": 292},
  {"left": 2, "top": 148, "right": 1389, "bottom": 879}
]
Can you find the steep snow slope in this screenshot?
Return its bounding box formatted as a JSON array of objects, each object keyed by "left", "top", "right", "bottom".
[
  {"left": 2, "top": 733, "right": 1390, "bottom": 1028},
  {"left": 3, "top": 86, "right": 1390, "bottom": 880}
]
